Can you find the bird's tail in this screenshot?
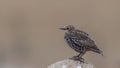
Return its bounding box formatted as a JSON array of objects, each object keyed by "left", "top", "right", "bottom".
[
  {"left": 95, "top": 49, "right": 104, "bottom": 56},
  {"left": 99, "top": 51, "right": 104, "bottom": 56},
  {"left": 90, "top": 46, "right": 104, "bottom": 56}
]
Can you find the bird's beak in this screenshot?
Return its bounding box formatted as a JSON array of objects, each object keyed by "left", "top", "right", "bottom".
[{"left": 59, "top": 27, "right": 67, "bottom": 30}]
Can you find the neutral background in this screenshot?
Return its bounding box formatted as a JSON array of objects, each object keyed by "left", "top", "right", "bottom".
[{"left": 0, "top": 0, "right": 120, "bottom": 68}]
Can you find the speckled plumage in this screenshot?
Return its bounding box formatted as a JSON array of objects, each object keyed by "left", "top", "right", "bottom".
[{"left": 60, "top": 25, "right": 103, "bottom": 62}]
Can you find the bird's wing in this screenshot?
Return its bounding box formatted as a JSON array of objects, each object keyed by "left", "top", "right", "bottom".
[
  {"left": 80, "top": 40, "right": 103, "bottom": 54},
  {"left": 72, "top": 30, "right": 102, "bottom": 54},
  {"left": 70, "top": 35, "right": 95, "bottom": 47},
  {"left": 65, "top": 33, "right": 102, "bottom": 54}
]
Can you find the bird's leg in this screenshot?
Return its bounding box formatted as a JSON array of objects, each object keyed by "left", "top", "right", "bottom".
[
  {"left": 79, "top": 57, "right": 85, "bottom": 63},
  {"left": 76, "top": 53, "right": 81, "bottom": 57},
  {"left": 70, "top": 54, "right": 80, "bottom": 61},
  {"left": 70, "top": 53, "right": 85, "bottom": 62},
  {"left": 70, "top": 51, "right": 86, "bottom": 63},
  {"left": 78, "top": 52, "right": 85, "bottom": 63}
]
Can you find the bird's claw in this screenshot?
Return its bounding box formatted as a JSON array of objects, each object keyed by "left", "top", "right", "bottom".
[{"left": 70, "top": 56, "right": 85, "bottom": 63}]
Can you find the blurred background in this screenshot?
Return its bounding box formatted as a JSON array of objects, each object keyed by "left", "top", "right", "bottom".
[{"left": 0, "top": 0, "right": 120, "bottom": 68}]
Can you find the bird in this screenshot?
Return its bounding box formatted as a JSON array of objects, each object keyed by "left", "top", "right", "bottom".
[{"left": 59, "top": 25, "right": 103, "bottom": 62}]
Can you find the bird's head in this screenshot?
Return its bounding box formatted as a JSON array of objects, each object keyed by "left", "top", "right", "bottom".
[{"left": 59, "top": 25, "right": 75, "bottom": 31}]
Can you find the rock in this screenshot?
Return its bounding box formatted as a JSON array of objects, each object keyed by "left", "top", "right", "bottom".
[{"left": 48, "top": 59, "right": 95, "bottom": 68}]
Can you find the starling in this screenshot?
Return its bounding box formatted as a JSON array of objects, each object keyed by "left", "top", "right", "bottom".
[{"left": 60, "top": 25, "right": 103, "bottom": 62}]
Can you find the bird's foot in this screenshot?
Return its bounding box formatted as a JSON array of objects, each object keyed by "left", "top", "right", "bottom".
[
  {"left": 79, "top": 57, "right": 85, "bottom": 63},
  {"left": 70, "top": 56, "right": 85, "bottom": 63}
]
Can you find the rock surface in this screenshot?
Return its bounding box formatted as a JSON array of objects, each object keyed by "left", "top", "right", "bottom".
[{"left": 48, "top": 59, "right": 95, "bottom": 68}]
